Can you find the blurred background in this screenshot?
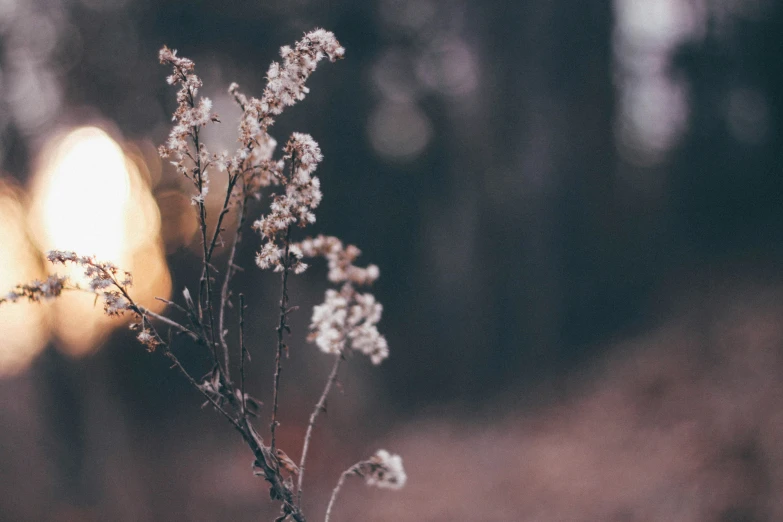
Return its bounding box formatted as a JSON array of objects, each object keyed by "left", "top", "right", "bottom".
[{"left": 1, "top": 0, "right": 783, "bottom": 520}]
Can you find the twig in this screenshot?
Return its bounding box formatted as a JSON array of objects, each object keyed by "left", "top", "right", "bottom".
[
  {"left": 87, "top": 265, "right": 201, "bottom": 346},
  {"left": 207, "top": 171, "right": 241, "bottom": 262},
  {"left": 271, "top": 225, "right": 293, "bottom": 451},
  {"left": 241, "top": 423, "right": 307, "bottom": 522},
  {"left": 154, "top": 295, "right": 206, "bottom": 337},
  {"left": 62, "top": 268, "right": 308, "bottom": 521},
  {"left": 154, "top": 296, "right": 189, "bottom": 315},
  {"left": 195, "top": 163, "right": 219, "bottom": 365},
  {"left": 163, "top": 348, "right": 243, "bottom": 431},
  {"left": 93, "top": 266, "right": 238, "bottom": 431},
  {"left": 239, "top": 293, "right": 247, "bottom": 418},
  {"left": 144, "top": 290, "right": 304, "bottom": 521},
  {"left": 219, "top": 186, "right": 250, "bottom": 380},
  {"left": 162, "top": 338, "right": 305, "bottom": 522},
  {"left": 138, "top": 305, "right": 201, "bottom": 342},
  {"left": 297, "top": 351, "right": 344, "bottom": 505},
  {"left": 324, "top": 464, "right": 359, "bottom": 522},
  {"left": 179, "top": 74, "right": 221, "bottom": 373},
  {"left": 144, "top": 290, "right": 305, "bottom": 521}
]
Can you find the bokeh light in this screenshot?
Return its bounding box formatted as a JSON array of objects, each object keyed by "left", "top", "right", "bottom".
[
  {"left": 613, "top": 0, "right": 704, "bottom": 165},
  {"left": 368, "top": 101, "right": 432, "bottom": 160},
  {"left": 28, "top": 126, "right": 170, "bottom": 356},
  {"left": 0, "top": 181, "right": 50, "bottom": 376}
]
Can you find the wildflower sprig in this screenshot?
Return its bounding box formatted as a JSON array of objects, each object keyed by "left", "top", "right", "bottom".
[
  {"left": 1, "top": 274, "right": 68, "bottom": 305},
  {"left": 324, "top": 450, "right": 408, "bottom": 522},
  {"left": 298, "top": 236, "right": 387, "bottom": 363},
  {"left": 2, "top": 30, "right": 404, "bottom": 522},
  {"left": 46, "top": 250, "right": 134, "bottom": 315},
  {"left": 157, "top": 45, "right": 219, "bottom": 206}
]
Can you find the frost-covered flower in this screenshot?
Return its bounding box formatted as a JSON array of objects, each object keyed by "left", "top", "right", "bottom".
[
  {"left": 225, "top": 30, "right": 343, "bottom": 207},
  {"left": 297, "top": 234, "right": 388, "bottom": 362},
  {"left": 260, "top": 29, "right": 345, "bottom": 122},
  {"left": 360, "top": 450, "right": 407, "bottom": 490},
  {"left": 297, "top": 235, "right": 380, "bottom": 286},
  {"left": 253, "top": 133, "right": 323, "bottom": 273},
  {"left": 102, "top": 292, "right": 129, "bottom": 316},
  {"left": 310, "top": 289, "right": 349, "bottom": 355},
  {"left": 158, "top": 46, "right": 219, "bottom": 209},
  {"left": 255, "top": 242, "right": 285, "bottom": 271},
  {"left": 45, "top": 250, "right": 132, "bottom": 316},
  {"left": 158, "top": 46, "right": 215, "bottom": 157},
  {"left": 2, "top": 252, "right": 134, "bottom": 321},
  {"left": 0, "top": 274, "right": 69, "bottom": 305},
  {"left": 309, "top": 286, "right": 389, "bottom": 364},
  {"left": 136, "top": 328, "right": 160, "bottom": 351}
]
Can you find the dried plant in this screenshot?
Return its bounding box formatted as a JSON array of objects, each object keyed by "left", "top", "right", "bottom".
[{"left": 1, "top": 29, "right": 405, "bottom": 522}]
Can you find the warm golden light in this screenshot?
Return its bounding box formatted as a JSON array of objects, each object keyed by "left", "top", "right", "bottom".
[
  {"left": 34, "top": 127, "right": 130, "bottom": 259},
  {"left": 28, "top": 126, "right": 171, "bottom": 356},
  {"left": 0, "top": 182, "right": 50, "bottom": 376}
]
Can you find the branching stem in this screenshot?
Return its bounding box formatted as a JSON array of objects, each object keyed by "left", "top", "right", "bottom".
[{"left": 181, "top": 78, "right": 220, "bottom": 372}]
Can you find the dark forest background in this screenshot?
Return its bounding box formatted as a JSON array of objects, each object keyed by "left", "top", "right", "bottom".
[{"left": 2, "top": 1, "right": 783, "bottom": 520}]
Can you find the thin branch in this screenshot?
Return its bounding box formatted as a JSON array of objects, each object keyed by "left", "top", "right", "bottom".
[
  {"left": 179, "top": 76, "right": 221, "bottom": 373},
  {"left": 139, "top": 287, "right": 305, "bottom": 521},
  {"left": 219, "top": 186, "right": 250, "bottom": 380},
  {"left": 162, "top": 331, "right": 305, "bottom": 522},
  {"left": 154, "top": 296, "right": 189, "bottom": 315},
  {"left": 207, "top": 171, "right": 241, "bottom": 262},
  {"left": 241, "top": 423, "right": 307, "bottom": 522},
  {"left": 239, "top": 293, "right": 247, "bottom": 418},
  {"left": 271, "top": 225, "right": 292, "bottom": 451},
  {"left": 94, "top": 267, "right": 238, "bottom": 431},
  {"left": 297, "top": 351, "right": 344, "bottom": 505},
  {"left": 195, "top": 156, "right": 219, "bottom": 364},
  {"left": 138, "top": 305, "right": 201, "bottom": 342},
  {"left": 324, "top": 465, "right": 359, "bottom": 522},
  {"left": 163, "top": 348, "right": 244, "bottom": 431},
  {"left": 141, "top": 292, "right": 305, "bottom": 521}
]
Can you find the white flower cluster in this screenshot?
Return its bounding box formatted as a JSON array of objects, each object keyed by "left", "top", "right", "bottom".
[
  {"left": 297, "top": 235, "right": 380, "bottom": 286},
  {"left": 218, "top": 85, "right": 285, "bottom": 201},
  {"left": 127, "top": 320, "right": 162, "bottom": 351},
  {"left": 158, "top": 46, "right": 218, "bottom": 205},
  {"left": 157, "top": 32, "right": 344, "bottom": 262},
  {"left": 1, "top": 274, "right": 68, "bottom": 304},
  {"left": 237, "top": 28, "right": 345, "bottom": 135},
  {"left": 309, "top": 287, "right": 389, "bottom": 365},
  {"left": 2, "top": 252, "right": 153, "bottom": 346},
  {"left": 158, "top": 46, "right": 215, "bottom": 156},
  {"left": 242, "top": 134, "right": 285, "bottom": 196},
  {"left": 296, "top": 235, "right": 388, "bottom": 363},
  {"left": 225, "top": 29, "right": 343, "bottom": 204},
  {"left": 262, "top": 29, "right": 345, "bottom": 116},
  {"left": 102, "top": 292, "right": 131, "bottom": 316},
  {"left": 135, "top": 328, "right": 158, "bottom": 350},
  {"left": 253, "top": 133, "right": 323, "bottom": 273},
  {"left": 361, "top": 449, "right": 407, "bottom": 490},
  {"left": 46, "top": 250, "right": 132, "bottom": 316}
]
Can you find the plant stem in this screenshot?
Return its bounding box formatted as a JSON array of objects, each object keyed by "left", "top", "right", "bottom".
[
  {"left": 219, "top": 187, "right": 249, "bottom": 381},
  {"left": 239, "top": 293, "right": 247, "bottom": 417},
  {"left": 271, "top": 225, "right": 292, "bottom": 452},
  {"left": 297, "top": 352, "right": 343, "bottom": 506},
  {"left": 324, "top": 465, "right": 358, "bottom": 522}
]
